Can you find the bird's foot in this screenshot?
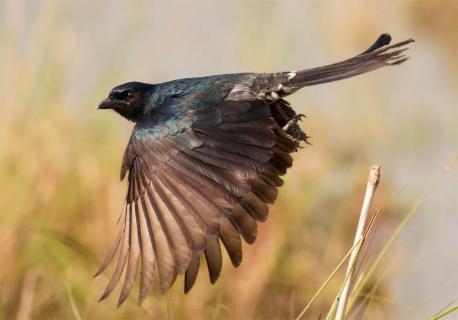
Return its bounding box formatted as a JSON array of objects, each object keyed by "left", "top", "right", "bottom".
[{"left": 282, "top": 114, "right": 311, "bottom": 146}]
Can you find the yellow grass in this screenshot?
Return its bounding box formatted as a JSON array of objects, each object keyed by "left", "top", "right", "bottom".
[{"left": 1, "top": 1, "right": 457, "bottom": 319}]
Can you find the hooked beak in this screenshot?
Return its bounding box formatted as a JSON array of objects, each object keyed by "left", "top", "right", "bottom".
[{"left": 98, "top": 99, "right": 114, "bottom": 110}]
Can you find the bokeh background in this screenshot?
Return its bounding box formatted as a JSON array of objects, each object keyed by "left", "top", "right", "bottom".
[{"left": 1, "top": 1, "right": 457, "bottom": 319}]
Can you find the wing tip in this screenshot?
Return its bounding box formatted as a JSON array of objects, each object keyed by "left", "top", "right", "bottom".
[
  {"left": 209, "top": 273, "right": 221, "bottom": 284},
  {"left": 231, "top": 253, "right": 243, "bottom": 268},
  {"left": 116, "top": 293, "right": 129, "bottom": 308},
  {"left": 184, "top": 282, "right": 193, "bottom": 294},
  {"left": 93, "top": 268, "right": 103, "bottom": 278},
  {"left": 98, "top": 289, "right": 111, "bottom": 303},
  {"left": 138, "top": 284, "right": 151, "bottom": 303}
]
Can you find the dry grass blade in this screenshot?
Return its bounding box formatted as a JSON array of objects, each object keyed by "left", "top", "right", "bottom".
[{"left": 15, "top": 270, "right": 38, "bottom": 320}]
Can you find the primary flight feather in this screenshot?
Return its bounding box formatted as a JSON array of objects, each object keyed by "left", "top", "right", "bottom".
[{"left": 96, "top": 34, "right": 413, "bottom": 306}]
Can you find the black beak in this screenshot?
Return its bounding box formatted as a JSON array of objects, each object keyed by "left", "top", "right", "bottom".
[{"left": 98, "top": 99, "right": 113, "bottom": 110}]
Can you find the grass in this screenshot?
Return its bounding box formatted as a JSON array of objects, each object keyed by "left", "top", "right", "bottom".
[
  {"left": 430, "top": 304, "right": 458, "bottom": 320},
  {"left": 294, "top": 157, "right": 458, "bottom": 319},
  {"left": 295, "top": 235, "right": 363, "bottom": 320}
]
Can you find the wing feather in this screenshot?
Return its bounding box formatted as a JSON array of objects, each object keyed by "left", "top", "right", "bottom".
[
  {"left": 97, "top": 97, "right": 299, "bottom": 305},
  {"left": 239, "top": 192, "right": 269, "bottom": 222},
  {"left": 98, "top": 212, "right": 129, "bottom": 302},
  {"left": 117, "top": 204, "right": 140, "bottom": 306},
  {"left": 173, "top": 152, "right": 250, "bottom": 196},
  {"left": 140, "top": 171, "right": 178, "bottom": 292},
  {"left": 204, "top": 235, "right": 223, "bottom": 284},
  {"left": 230, "top": 204, "right": 258, "bottom": 244},
  {"left": 153, "top": 177, "right": 193, "bottom": 272},
  {"left": 165, "top": 157, "right": 239, "bottom": 212},
  {"left": 251, "top": 177, "right": 278, "bottom": 204},
  {"left": 157, "top": 168, "right": 214, "bottom": 239},
  {"left": 157, "top": 171, "right": 208, "bottom": 250},
  {"left": 188, "top": 145, "right": 266, "bottom": 176},
  {"left": 136, "top": 196, "right": 156, "bottom": 302},
  {"left": 219, "top": 218, "right": 242, "bottom": 267},
  {"left": 94, "top": 214, "right": 125, "bottom": 277},
  {"left": 184, "top": 254, "right": 200, "bottom": 293},
  {"left": 195, "top": 130, "right": 273, "bottom": 163}
]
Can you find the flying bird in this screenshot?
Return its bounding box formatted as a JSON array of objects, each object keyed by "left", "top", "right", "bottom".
[{"left": 96, "top": 34, "right": 413, "bottom": 306}]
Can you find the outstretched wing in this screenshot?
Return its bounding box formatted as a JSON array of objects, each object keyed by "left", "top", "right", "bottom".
[
  {"left": 95, "top": 93, "right": 298, "bottom": 306},
  {"left": 96, "top": 35, "right": 413, "bottom": 306}
]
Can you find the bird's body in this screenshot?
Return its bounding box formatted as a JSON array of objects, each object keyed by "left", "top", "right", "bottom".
[{"left": 97, "top": 35, "right": 413, "bottom": 306}]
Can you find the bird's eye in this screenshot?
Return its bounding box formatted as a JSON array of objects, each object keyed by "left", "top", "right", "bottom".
[
  {"left": 111, "top": 90, "right": 135, "bottom": 101},
  {"left": 126, "top": 90, "right": 134, "bottom": 99}
]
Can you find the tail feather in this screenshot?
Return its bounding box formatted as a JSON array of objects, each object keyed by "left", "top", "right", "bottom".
[
  {"left": 246, "top": 34, "right": 414, "bottom": 101},
  {"left": 286, "top": 37, "right": 414, "bottom": 89}
]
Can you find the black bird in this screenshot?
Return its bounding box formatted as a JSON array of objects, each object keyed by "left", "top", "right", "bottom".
[{"left": 96, "top": 34, "right": 413, "bottom": 306}]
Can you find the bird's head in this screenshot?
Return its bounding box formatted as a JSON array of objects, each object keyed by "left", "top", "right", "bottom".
[{"left": 98, "top": 82, "right": 154, "bottom": 122}]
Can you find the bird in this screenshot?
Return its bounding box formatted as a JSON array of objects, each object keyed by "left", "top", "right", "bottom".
[{"left": 96, "top": 34, "right": 413, "bottom": 306}]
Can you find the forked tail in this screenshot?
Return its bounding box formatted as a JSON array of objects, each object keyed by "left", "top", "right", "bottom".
[
  {"left": 287, "top": 34, "right": 414, "bottom": 89},
  {"left": 262, "top": 34, "right": 415, "bottom": 97}
]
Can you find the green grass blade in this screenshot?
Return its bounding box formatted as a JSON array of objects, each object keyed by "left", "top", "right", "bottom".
[
  {"left": 66, "top": 284, "right": 83, "bottom": 320},
  {"left": 296, "top": 238, "right": 363, "bottom": 320},
  {"left": 325, "top": 239, "right": 366, "bottom": 320},
  {"left": 430, "top": 304, "right": 458, "bottom": 320}
]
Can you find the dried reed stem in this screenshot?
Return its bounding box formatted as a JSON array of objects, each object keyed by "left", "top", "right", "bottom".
[
  {"left": 16, "top": 270, "right": 38, "bottom": 320},
  {"left": 335, "top": 165, "right": 380, "bottom": 320}
]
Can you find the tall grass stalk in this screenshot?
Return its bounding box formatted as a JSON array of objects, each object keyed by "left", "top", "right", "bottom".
[
  {"left": 335, "top": 166, "right": 380, "bottom": 320},
  {"left": 325, "top": 208, "right": 380, "bottom": 320},
  {"left": 296, "top": 167, "right": 380, "bottom": 320},
  {"left": 348, "top": 157, "right": 458, "bottom": 309}
]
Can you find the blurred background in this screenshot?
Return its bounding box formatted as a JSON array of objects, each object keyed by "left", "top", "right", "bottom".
[{"left": 1, "top": 1, "right": 457, "bottom": 319}]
